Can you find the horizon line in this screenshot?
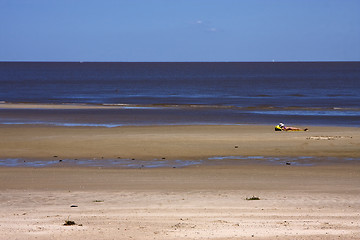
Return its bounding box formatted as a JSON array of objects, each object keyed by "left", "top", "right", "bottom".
[{"left": 1, "top": 60, "right": 359, "bottom": 63}]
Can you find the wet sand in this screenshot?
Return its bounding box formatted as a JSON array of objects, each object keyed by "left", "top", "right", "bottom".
[
  {"left": 1, "top": 123, "right": 360, "bottom": 239},
  {"left": 1, "top": 124, "right": 359, "bottom": 161}
]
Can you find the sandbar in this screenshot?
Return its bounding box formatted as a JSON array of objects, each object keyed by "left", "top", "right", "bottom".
[{"left": 1, "top": 124, "right": 359, "bottom": 160}]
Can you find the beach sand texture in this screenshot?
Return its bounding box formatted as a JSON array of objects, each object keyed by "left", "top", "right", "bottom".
[
  {"left": 1, "top": 124, "right": 359, "bottom": 160},
  {"left": 1, "top": 124, "right": 360, "bottom": 239}
]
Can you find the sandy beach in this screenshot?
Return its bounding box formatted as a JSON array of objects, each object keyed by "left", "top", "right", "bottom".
[
  {"left": 1, "top": 123, "right": 360, "bottom": 239},
  {"left": 1, "top": 124, "right": 359, "bottom": 160}
]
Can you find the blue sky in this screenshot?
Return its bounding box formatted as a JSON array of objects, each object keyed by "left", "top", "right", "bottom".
[{"left": 1, "top": 0, "right": 359, "bottom": 62}]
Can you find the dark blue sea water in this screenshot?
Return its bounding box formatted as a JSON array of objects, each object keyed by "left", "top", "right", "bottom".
[{"left": 0, "top": 62, "right": 359, "bottom": 127}]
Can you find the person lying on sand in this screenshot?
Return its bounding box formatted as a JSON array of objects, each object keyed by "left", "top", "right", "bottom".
[{"left": 275, "top": 122, "right": 308, "bottom": 131}]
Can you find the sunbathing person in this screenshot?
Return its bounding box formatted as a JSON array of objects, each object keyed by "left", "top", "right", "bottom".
[{"left": 275, "top": 122, "right": 308, "bottom": 131}]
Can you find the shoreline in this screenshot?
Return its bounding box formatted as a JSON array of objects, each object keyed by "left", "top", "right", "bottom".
[
  {"left": 2, "top": 101, "right": 360, "bottom": 112},
  {"left": 1, "top": 102, "right": 360, "bottom": 128}
]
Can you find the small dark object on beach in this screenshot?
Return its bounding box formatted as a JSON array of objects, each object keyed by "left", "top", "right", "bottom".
[
  {"left": 132, "top": 158, "right": 135, "bottom": 160},
  {"left": 162, "top": 157, "right": 166, "bottom": 160},
  {"left": 64, "top": 220, "right": 76, "bottom": 226},
  {"left": 59, "top": 160, "right": 63, "bottom": 162},
  {"left": 235, "top": 145, "right": 238, "bottom": 148},
  {"left": 53, "top": 155, "right": 58, "bottom": 158},
  {"left": 246, "top": 196, "right": 260, "bottom": 201},
  {"left": 70, "top": 205, "right": 78, "bottom": 208},
  {"left": 286, "top": 162, "right": 291, "bottom": 165}
]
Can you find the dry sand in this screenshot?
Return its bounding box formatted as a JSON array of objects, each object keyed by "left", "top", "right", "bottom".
[
  {"left": 0, "top": 124, "right": 360, "bottom": 239},
  {"left": 0, "top": 166, "right": 359, "bottom": 240}
]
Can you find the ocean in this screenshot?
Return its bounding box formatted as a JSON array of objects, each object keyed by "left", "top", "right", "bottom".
[{"left": 0, "top": 62, "right": 359, "bottom": 127}]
